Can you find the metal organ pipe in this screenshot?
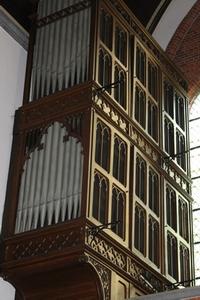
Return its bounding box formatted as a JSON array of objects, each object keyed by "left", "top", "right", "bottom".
[
  {"left": 30, "top": 0, "right": 91, "bottom": 101},
  {"left": 33, "top": 132, "right": 47, "bottom": 229},
  {"left": 57, "top": 1, "right": 68, "bottom": 91},
  {"left": 40, "top": 0, "right": 52, "bottom": 98},
  {"left": 46, "top": 0, "right": 56, "bottom": 96},
  {"left": 15, "top": 121, "right": 84, "bottom": 233},
  {"left": 61, "top": 134, "right": 71, "bottom": 222},
  {"left": 27, "top": 145, "right": 39, "bottom": 230},
  {"left": 64, "top": 0, "right": 73, "bottom": 89},
  {"left": 36, "top": 0, "right": 47, "bottom": 99},
  {"left": 53, "top": 124, "right": 64, "bottom": 223},
  {"left": 51, "top": 1, "right": 61, "bottom": 93},
  {"left": 40, "top": 125, "right": 53, "bottom": 227},
  {"left": 15, "top": 0, "right": 88, "bottom": 233}
]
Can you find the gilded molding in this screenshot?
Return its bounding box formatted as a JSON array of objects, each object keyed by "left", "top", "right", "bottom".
[
  {"left": 94, "top": 93, "right": 128, "bottom": 133},
  {"left": 130, "top": 126, "right": 159, "bottom": 163},
  {"left": 86, "top": 231, "right": 126, "bottom": 270},
  {"left": 93, "top": 91, "right": 190, "bottom": 195},
  {"left": 162, "top": 160, "right": 190, "bottom": 194}
]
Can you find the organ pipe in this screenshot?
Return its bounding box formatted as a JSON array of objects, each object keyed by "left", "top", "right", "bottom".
[
  {"left": 15, "top": 0, "right": 89, "bottom": 233},
  {"left": 15, "top": 120, "right": 84, "bottom": 233},
  {"left": 30, "top": 0, "right": 91, "bottom": 101}
]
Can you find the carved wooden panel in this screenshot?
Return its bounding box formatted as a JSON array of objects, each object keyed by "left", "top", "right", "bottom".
[
  {"left": 85, "top": 226, "right": 169, "bottom": 294},
  {"left": 2, "top": 84, "right": 92, "bottom": 237},
  {"left": 3, "top": 222, "right": 85, "bottom": 263},
  {"left": 93, "top": 90, "right": 129, "bottom": 133},
  {"left": 88, "top": 256, "right": 111, "bottom": 300},
  {"left": 92, "top": 85, "right": 191, "bottom": 197},
  {"left": 86, "top": 232, "right": 126, "bottom": 270},
  {"left": 18, "top": 83, "right": 92, "bottom": 131},
  {"left": 37, "top": 0, "right": 92, "bottom": 28}
]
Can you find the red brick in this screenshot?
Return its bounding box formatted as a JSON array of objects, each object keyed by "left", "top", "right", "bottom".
[{"left": 166, "top": 0, "right": 200, "bottom": 101}]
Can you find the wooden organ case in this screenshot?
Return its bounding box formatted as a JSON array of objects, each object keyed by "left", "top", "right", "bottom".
[{"left": 0, "top": 0, "right": 194, "bottom": 299}]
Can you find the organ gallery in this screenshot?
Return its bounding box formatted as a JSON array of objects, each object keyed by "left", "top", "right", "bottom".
[{"left": 0, "top": 0, "right": 193, "bottom": 299}]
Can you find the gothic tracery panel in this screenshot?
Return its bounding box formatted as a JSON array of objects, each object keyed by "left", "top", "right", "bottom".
[{"left": 15, "top": 117, "right": 84, "bottom": 233}]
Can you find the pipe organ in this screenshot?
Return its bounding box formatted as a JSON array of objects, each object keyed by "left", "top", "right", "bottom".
[
  {"left": 15, "top": 118, "right": 84, "bottom": 233},
  {"left": 0, "top": 0, "right": 194, "bottom": 299},
  {"left": 31, "top": 0, "right": 91, "bottom": 101}
]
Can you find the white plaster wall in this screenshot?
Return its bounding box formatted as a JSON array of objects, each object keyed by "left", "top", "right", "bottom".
[
  {"left": 152, "top": 0, "right": 197, "bottom": 50},
  {"left": 0, "top": 26, "right": 27, "bottom": 299}
]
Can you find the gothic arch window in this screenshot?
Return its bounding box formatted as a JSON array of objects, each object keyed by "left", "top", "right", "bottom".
[
  {"left": 100, "top": 9, "right": 113, "bottom": 50},
  {"left": 149, "top": 216, "right": 159, "bottom": 267},
  {"left": 148, "top": 100, "right": 158, "bottom": 141},
  {"left": 95, "top": 121, "right": 110, "bottom": 171},
  {"left": 167, "top": 232, "right": 178, "bottom": 280},
  {"left": 115, "top": 26, "right": 127, "bottom": 65},
  {"left": 149, "top": 168, "right": 159, "bottom": 216},
  {"left": 113, "top": 136, "right": 127, "bottom": 185},
  {"left": 148, "top": 61, "right": 157, "bottom": 100},
  {"left": 166, "top": 185, "right": 177, "bottom": 231},
  {"left": 134, "top": 204, "right": 146, "bottom": 255},
  {"left": 98, "top": 49, "right": 112, "bottom": 93},
  {"left": 189, "top": 94, "right": 200, "bottom": 285},
  {"left": 92, "top": 172, "right": 108, "bottom": 224},
  {"left": 179, "top": 198, "right": 189, "bottom": 242},
  {"left": 98, "top": 49, "right": 104, "bottom": 86},
  {"left": 136, "top": 46, "right": 146, "bottom": 85},
  {"left": 135, "top": 155, "right": 146, "bottom": 203},
  {"left": 164, "top": 117, "right": 174, "bottom": 157},
  {"left": 176, "top": 130, "right": 186, "bottom": 170},
  {"left": 180, "top": 244, "right": 190, "bottom": 287},
  {"left": 135, "top": 85, "right": 146, "bottom": 129},
  {"left": 111, "top": 186, "right": 125, "bottom": 238},
  {"left": 164, "top": 81, "right": 174, "bottom": 118},
  {"left": 163, "top": 79, "right": 187, "bottom": 169},
  {"left": 175, "top": 93, "right": 185, "bottom": 130},
  {"left": 114, "top": 66, "right": 126, "bottom": 108}
]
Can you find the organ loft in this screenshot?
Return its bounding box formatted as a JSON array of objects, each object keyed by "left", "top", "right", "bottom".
[{"left": 0, "top": 0, "right": 194, "bottom": 299}]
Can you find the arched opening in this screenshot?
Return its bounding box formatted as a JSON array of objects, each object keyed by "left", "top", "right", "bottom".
[{"left": 11, "top": 263, "right": 105, "bottom": 300}]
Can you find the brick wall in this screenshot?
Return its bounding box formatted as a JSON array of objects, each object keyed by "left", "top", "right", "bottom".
[{"left": 166, "top": 0, "right": 200, "bottom": 102}]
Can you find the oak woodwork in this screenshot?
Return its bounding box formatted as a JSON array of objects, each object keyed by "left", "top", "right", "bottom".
[{"left": 0, "top": 0, "right": 193, "bottom": 298}]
